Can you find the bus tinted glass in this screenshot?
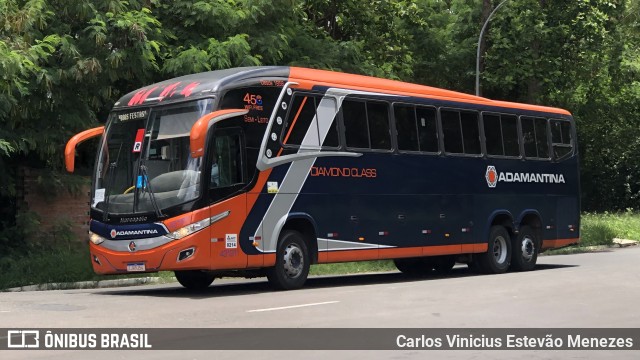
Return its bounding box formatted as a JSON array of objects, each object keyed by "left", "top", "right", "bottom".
[
  {"left": 484, "top": 113, "right": 519, "bottom": 157},
  {"left": 551, "top": 119, "right": 573, "bottom": 160},
  {"left": 343, "top": 99, "right": 391, "bottom": 150},
  {"left": 521, "top": 117, "right": 550, "bottom": 159},
  {"left": 367, "top": 102, "right": 391, "bottom": 150},
  {"left": 442, "top": 109, "right": 480, "bottom": 154},
  {"left": 343, "top": 100, "right": 369, "bottom": 148},
  {"left": 416, "top": 107, "right": 438, "bottom": 152},
  {"left": 282, "top": 93, "right": 339, "bottom": 149},
  {"left": 394, "top": 105, "right": 418, "bottom": 151}
]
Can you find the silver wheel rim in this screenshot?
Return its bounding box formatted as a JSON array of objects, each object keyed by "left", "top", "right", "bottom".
[
  {"left": 520, "top": 236, "right": 535, "bottom": 262},
  {"left": 493, "top": 235, "right": 508, "bottom": 265},
  {"left": 283, "top": 244, "right": 304, "bottom": 278}
]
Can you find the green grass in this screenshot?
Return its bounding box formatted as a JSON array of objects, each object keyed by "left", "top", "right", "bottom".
[
  {"left": 0, "top": 246, "right": 173, "bottom": 290},
  {"left": 578, "top": 211, "right": 640, "bottom": 246},
  {"left": 310, "top": 260, "right": 395, "bottom": 276},
  {"left": 544, "top": 211, "right": 639, "bottom": 254}
]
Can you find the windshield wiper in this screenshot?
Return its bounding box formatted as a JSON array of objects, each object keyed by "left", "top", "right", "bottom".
[
  {"left": 102, "top": 162, "right": 116, "bottom": 222},
  {"left": 138, "top": 162, "right": 165, "bottom": 219}
]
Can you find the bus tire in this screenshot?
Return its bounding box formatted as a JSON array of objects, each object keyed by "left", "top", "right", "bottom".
[
  {"left": 511, "top": 225, "right": 539, "bottom": 271},
  {"left": 476, "top": 225, "right": 511, "bottom": 274},
  {"left": 175, "top": 270, "right": 215, "bottom": 290},
  {"left": 266, "top": 230, "right": 310, "bottom": 290},
  {"left": 394, "top": 258, "right": 433, "bottom": 276},
  {"left": 432, "top": 255, "right": 456, "bottom": 274}
]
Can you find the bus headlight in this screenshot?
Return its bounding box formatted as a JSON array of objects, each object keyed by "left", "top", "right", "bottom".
[
  {"left": 169, "top": 218, "right": 211, "bottom": 240},
  {"left": 89, "top": 231, "right": 105, "bottom": 245}
]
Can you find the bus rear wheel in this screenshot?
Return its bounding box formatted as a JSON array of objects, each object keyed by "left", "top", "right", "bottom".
[
  {"left": 511, "top": 225, "right": 539, "bottom": 271},
  {"left": 474, "top": 225, "right": 511, "bottom": 274},
  {"left": 394, "top": 258, "right": 433, "bottom": 276},
  {"left": 175, "top": 270, "right": 215, "bottom": 290},
  {"left": 266, "top": 230, "right": 310, "bottom": 290}
]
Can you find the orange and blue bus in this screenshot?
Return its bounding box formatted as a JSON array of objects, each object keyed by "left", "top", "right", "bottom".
[{"left": 65, "top": 67, "right": 580, "bottom": 290}]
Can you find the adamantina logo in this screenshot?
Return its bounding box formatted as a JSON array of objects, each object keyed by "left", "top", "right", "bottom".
[{"left": 485, "top": 166, "right": 565, "bottom": 188}]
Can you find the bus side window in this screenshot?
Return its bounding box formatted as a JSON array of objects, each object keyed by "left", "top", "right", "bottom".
[
  {"left": 343, "top": 100, "right": 370, "bottom": 149},
  {"left": 441, "top": 109, "right": 463, "bottom": 154},
  {"left": 550, "top": 119, "right": 573, "bottom": 160},
  {"left": 484, "top": 113, "right": 520, "bottom": 157},
  {"left": 460, "top": 111, "right": 481, "bottom": 154},
  {"left": 394, "top": 104, "right": 419, "bottom": 151},
  {"left": 502, "top": 115, "right": 520, "bottom": 156},
  {"left": 282, "top": 94, "right": 319, "bottom": 148},
  {"left": 211, "top": 133, "right": 243, "bottom": 188},
  {"left": 416, "top": 106, "right": 438, "bottom": 152},
  {"left": 483, "top": 114, "right": 503, "bottom": 156},
  {"left": 367, "top": 101, "right": 391, "bottom": 150},
  {"left": 442, "top": 109, "right": 480, "bottom": 155},
  {"left": 521, "top": 116, "right": 550, "bottom": 159}
]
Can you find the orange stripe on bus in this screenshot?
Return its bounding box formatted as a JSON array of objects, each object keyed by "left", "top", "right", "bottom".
[
  {"left": 542, "top": 238, "right": 579, "bottom": 249},
  {"left": 318, "top": 244, "right": 489, "bottom": 264},
  {"left": 325, "top": 249, "right": 379, "bottom": 263}
]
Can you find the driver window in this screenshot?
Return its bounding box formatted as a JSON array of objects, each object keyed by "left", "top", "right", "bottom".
[{"left": 211, "top": 133, "right": 243, "bottom": 188}]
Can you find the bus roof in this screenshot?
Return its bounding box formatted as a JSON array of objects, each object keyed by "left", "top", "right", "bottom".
[
  {"left": 289, "top": 67, "right": 572, "bottom": 116},
  {"left": 114, "top": 66, "right": 571, "bottom": 116}
]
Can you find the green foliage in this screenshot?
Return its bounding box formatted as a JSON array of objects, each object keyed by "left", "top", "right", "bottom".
[
  {"left": 580, "top": 214, "right": 617, "bottom": 247},
  {"left": 0, "top": 0, "right": 640, "bottom": 217}
]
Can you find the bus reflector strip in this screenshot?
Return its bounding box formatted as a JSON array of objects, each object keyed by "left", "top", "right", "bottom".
[
  {"left": 378, "top": 231, "right": 389, "bottom": 236},
  {"left": 211, "top": 238, "right": 219, "bottom": 242},
  {"left": 422, "top": 230, "right": 432, "bottom": 234},
  {"left": 327, "top": 233, "right": 339, "bottom": 238}
]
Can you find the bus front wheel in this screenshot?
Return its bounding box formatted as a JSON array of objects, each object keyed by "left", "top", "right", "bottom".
[
  {"left": 175, "top": 270, "right": 215, "bottom": 290},
  {"left": 510, "top": 225, "right": 539, "bottom": 271},
  {"left": 475, "top": 225, "right": 511, "bottom": 274},
  {"left": 266, "top": 230, "right": 310, "bottom": 290}
]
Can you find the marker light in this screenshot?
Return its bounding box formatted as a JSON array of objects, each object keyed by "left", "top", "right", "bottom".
[{"left": 89, "top": 231, "right": 105, "bottom": 245}]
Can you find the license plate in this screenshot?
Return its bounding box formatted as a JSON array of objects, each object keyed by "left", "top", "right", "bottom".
[{"left": 127, "top": 263, "right": 145, "bottom": 272}]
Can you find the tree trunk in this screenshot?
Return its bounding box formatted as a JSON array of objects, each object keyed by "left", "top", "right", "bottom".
[{"left": 478, "top": 0, "right": 493, "bottom": 96}]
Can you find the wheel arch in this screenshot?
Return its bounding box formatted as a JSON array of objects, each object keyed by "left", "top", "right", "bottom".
[
  {"left": 485, "top": 210, "right": 515, "bottom": 241},
  {"left": 517, "top": 210, "right": 543, "bottom": 236},
  {"left": 281, "top": 213, "right": 319, "bottom": 264}
]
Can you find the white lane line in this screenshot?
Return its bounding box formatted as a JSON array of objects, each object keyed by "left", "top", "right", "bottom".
[
  {"left": 0, "top": 310, "right": 10, "bottom": 313},
  {"left": 247, "top": 301, "right": 339, "bottom": 313}
]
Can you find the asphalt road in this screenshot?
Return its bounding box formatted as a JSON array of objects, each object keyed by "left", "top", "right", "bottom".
[{"left": 2, "top": 246, "right": 640, "bottom": 359}]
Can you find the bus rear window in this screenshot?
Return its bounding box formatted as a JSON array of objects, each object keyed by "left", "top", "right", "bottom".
[{"left": 550, "top": 119, "right": 573, "bottom": 160}]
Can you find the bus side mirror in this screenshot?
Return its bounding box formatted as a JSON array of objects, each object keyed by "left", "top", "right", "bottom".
[
  {"left": 190, "top": 109, "right": 248, "bottom": 158},
  {"left": 65, "top": 126, "right": 105, "bottom": 173}
]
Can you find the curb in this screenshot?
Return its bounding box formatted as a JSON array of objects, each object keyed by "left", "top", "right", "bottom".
[
  {"left": 613, "top": 238, "right": 638, "bottom": 247},
  {"left": 6, "top": 276, "right": 175, "bottom": 292}
]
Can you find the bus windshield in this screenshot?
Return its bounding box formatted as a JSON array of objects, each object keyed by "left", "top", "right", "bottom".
[{"left": 92, "top": 99, "right": 214, "bottom": 216}]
